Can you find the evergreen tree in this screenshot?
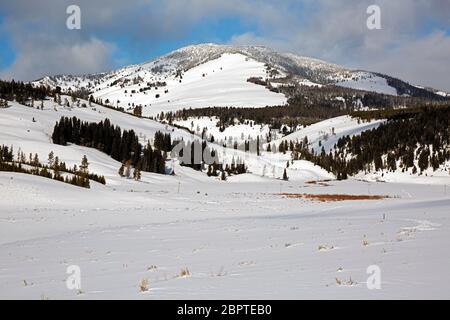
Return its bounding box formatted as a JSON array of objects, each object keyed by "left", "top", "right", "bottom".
[
  {"left": 133, "top": 167, "right": 141, "bottom": 181},
  {"left": 53, "top": 156, "right": 61, "bottom": 179},
  {"left": 79, "top": 155, "right": 90, "bottom": 188},
  {"left": 48, "top": 151, "right": 55, "bottom": 168},
  {"left": 118, "top": 164, "right": 125, "bottom": 177},
  {"left": 283, "top": 168, "right": 289, "bottom": 181},
  {"left": 256, "top": 136, "right": 260, "bottom": 156}
]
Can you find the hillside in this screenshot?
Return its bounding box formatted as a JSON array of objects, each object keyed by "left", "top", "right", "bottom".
[
  {"left": 0, "top": 97, "right": 336, "bottom": 183},
  {"left": 33, "top": 44, "right": 447, "bottom": 118},
  {"left": 1, "top": 81, "right": 450, "bottom": 300}
]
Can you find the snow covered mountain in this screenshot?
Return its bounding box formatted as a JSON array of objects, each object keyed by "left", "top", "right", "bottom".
[
  {"left": 34, "top": 43, "right": 445, "bottom": 117},
  {"left": 4, "top": 38, "right": 450, "bottom": 300}
]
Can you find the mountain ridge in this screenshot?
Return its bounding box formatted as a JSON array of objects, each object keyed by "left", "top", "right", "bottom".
[{"left": 34, "top": 43, "right": 447, "bottom": 101}]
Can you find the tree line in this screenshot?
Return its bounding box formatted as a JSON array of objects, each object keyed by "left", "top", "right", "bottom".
[
  {"left": 0, "top": 80, "right": 52, "bottom": 105},
  {"left": 173, "top": 139, "right": 247, "bottom": 178},
  {"left": 160, "top": 84, "right": 449, "bottom": 133},
  {"left": 52, "top": 116, "right": 168, "bottom": 175},
  {"left": 161, "top": 104, "right": 336, "bottom": 132},
  {"left": 0, "top": 146, "right": 105, "bottom": 188},
  {"left": 291, "top": 106, "right": 450, "bottom": 179}
]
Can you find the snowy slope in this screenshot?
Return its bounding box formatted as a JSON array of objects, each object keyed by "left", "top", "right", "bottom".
[
  {"left": 273, "top": 115, "right": 450, "bottom": 183},
  {"left": 436, "top": 91, "right": 449, "bottom": 97},
  {"left": 93, "top": 53, "right": 287, "bottom": 116},
  {"left": 0, "top": 100, "right": 196, "bottom": 181},
  {"left": 334, "top": 71, "right": 398, "bottom": 96},
  {"left": 273, "top": 115, "right": 385, "bottom": 153},
  {"left": 33, "top": 43, "right": 446, "bottom": 118},
  {"left": 173, "top": 117, "right": 276, "bottom": 143},
  {"left": 0, "top": 99, "right": 333, "bottom": 183}
]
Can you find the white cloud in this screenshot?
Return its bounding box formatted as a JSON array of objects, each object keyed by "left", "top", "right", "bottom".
[
  {"left": 363, "top": 31, "right": 450, "bottom": 91},
  {"left": 0, "top": 38, "right": 114, "bottom": 81},
  {"left": 230, "top": 0, "right": 450, "bottom": 91}
]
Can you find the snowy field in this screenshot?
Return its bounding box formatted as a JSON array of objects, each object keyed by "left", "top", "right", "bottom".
[
  {"left": 1, "top": 172, "right": 450, "bottom": 299},
  {"left": 1, "top": 100, "right": 450, "bottom": 300}
]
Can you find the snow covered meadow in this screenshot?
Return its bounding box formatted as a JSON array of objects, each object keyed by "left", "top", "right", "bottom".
[
  {"left": 1, "top": 172, "right": 450, "bottom": 299},
  {"left": 1, "top": 99, "right": 450, "bottom": 300}
]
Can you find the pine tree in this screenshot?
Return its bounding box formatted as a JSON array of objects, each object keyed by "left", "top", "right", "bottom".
[
  {"left": 53, "top": 156, "right": 60, "bottom": 179},
  {"left": 207, "top": 164, "right": 213, "bottom": 177},
  {"left": 283, "top": 168, "right": 289, "bottom": 181},
  {"left": 256, "top": 136, "right": 260, "bottom": 156},
  {"left": 79, "top": 155, "right": 90, "bottom": 188},
  {"left": 80, "top": 155, "right": 89, "bottom": 173},
  {"left": 118, "top": 164, "right": 125, "bottom": 177},
  {"left": 48, "top": 151, "right": 55, "bottom": 168},
  {"left": 387, "top": 152, "right": 397, "bottom": 172},
  {"left": 418, "top": 149, "right": 429, "bottom": 173},
  {"left": 133, "top": 167, "right": 141, "bottom": 181},
  {"left": 279, "top": 142, "right": 285, "bottom": 154},
  {"left": 32, "top": 153, "right": 40, "bottom": 167}
]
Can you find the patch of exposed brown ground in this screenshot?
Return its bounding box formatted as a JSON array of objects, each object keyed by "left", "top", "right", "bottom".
[{"left": 279, "top": 193, "right": 388, "bottom": 202}]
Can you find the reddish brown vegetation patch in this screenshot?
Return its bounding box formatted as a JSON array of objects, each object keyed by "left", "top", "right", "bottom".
[{"left": 279, "top": 193, "right": 388, "bottom": 202}]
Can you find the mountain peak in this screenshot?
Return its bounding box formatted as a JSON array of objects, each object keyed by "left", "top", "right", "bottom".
[{"left": 33, "top": 42, "right": 446, "bottom": 101}]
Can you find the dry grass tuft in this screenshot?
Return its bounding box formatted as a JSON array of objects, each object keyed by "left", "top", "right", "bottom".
[
  {"left": 139, "top": 279, "right": 149, "bottom": 292},
  {"left": 180, "top": 267, "right": 190, "bottom": 278},
  {"left": 147, "top": 265, "right": 157, "bottom": 272},
  {"left": 305, "top": 180, "right": 331, "bottom": 186},
  {"left": 336, "top": 277, "right": 356, "bottom": 286},
  {"left": 318, "top": 244, "right": 335, "bottom": 251}
]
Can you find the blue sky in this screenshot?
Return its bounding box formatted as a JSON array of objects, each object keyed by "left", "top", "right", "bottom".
[
  {"left": 107, "top": 16, "right": 258, "bottom": 67},
  {"left": 0, "top": 0, "right": 449, "bottom": 91},
  {"left": 0, "top": 15, "right": 15, "bottom": 69}
]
